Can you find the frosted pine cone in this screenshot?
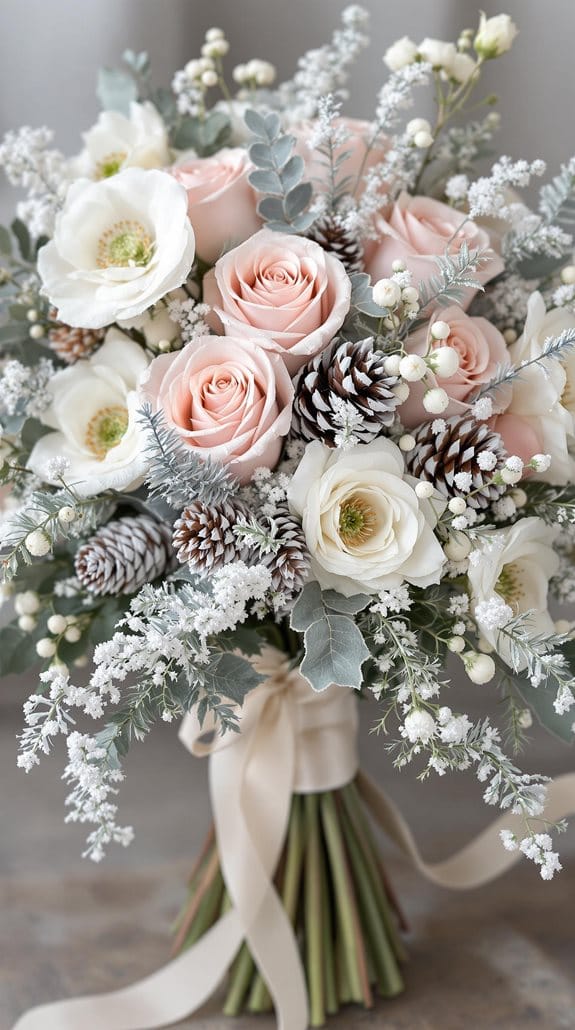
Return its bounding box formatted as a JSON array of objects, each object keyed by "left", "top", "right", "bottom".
[
  {"left": 264, "top": 512, "right": 310, "bottom": 597},
  {"left": 172, "top": 500, "right": 247, "bottom": 575},
  {"left": 406, "top": 415, "right": 507, "bottom": 510},
  {"left": 292, "top": 337, "right": 401, "bottom": 447},
  {"left": 48, "top": 309, "right": 105, "bottom": 364},
  {"left": 307, "top": 213, "right": 364, "bottom": 274},
  {"left": 75, "top": 516, "right": 173, "bottom": 595}
]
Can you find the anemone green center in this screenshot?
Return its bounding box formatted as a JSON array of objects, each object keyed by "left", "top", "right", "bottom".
[
  {"left": 339, "top": 495, "right": 376, "bottom": 546},
  {"left": 86, "top": 405, "right": 129, "bottom": 458},
  {"left": 96, "top": 151, "right": 127, "bottom": 179},
  {"left": 495, "top": 562, "right": 524, "bottom": 606},
  {"left": 97, "top": 220, "right": 153, "bottom": 268}
]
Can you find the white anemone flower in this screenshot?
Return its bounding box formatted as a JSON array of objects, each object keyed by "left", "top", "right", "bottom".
[
  {"left": 467, "top": 517, "right": 559, "bottom": 670},
  {"left": 72, "top": 101, "right": 171, "bottom": 179},
  {"left": 27, "top": 329, "right": 151, "bottom": 497},
  {"left": 37, "top": 168, "right": 195, "bottom": 328}
]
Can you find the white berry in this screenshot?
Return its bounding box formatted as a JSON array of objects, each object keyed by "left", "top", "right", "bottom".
[
  {"left": 15, "top": 590, "right": 40, "bottom": 616},
  {"left": 58, "top": 506, "right": 77, "bottom": 525},
  {"left": 25, "top": 529, "right": 51, "bottom": 557},
  {"left": 423, "top": 387, "right": 449, "bottom": 413},
  {"left": 448, "top": 497, "right": 467, "bottom": 515},
  {"left": 393, "top": 382, "right": 410, "bottom": 403},
  {"left": 372, "top": 278, "right": 401, "bottom": 309},
  {"left": 430, "top": 320, "right": 450, "bottom": 340},
  {"left": 47, "top": 613, "right": 68, "bottom": 635},
  {"left": 428, "top": 346, "right": 460, "bottom": 378},
  {"left": 463, "top": 651, "right": 496, "bottom": 684},
  {"left": 65, "top": 625, "right": 82, "bottom": 643},
  {"left": 407, "top": 117, "right": 431, "bottom": 137},
  {"left": 414, "top": 130, "right": 434, "bottom": 148},
  {"left": 399, "top": 354, "right": 427, "bottom": 382},
  {"left": 36, "top": 637, "right": 57, "bottom": 659},
  {"left": 561, "top": 264, "right": 575, "bottom": 285},
  {"left": 383, "top": 354, "right": 402, "bottom": 376},
  {"left": 18, "top": 614, "right": 37, "bottom": 632},
  {"left": 415, "top": 481, "right": 435, "bottom": 499},
  {"left": 443, "top": 533, "right": 471, "bottom": 561},
  {"left": 399, "top": 434, "right": 416, "bottom": 452},
  {"left": 447, "top": 635, "right": 466, "bottom": 653}
]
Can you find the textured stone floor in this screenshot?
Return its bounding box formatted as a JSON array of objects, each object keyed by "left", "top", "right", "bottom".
[{"left": 2, "top": 682, "right": 575, "bottom": 1029}]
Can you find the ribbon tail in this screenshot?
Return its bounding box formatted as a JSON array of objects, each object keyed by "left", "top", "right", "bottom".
[
  {"left": 12, "top": 911, "right": 243, "bottom": 1030},
  {"left": 357, "top": 771, "right": 575, "bottom": 890}
]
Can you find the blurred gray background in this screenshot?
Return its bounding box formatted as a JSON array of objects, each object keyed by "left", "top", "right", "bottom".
[{"left": 0, "top": 0, "right": 574, "bottom": 221}]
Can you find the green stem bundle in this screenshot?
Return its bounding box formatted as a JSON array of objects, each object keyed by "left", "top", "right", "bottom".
[{"left": 175, "top": 779, "right": 406, "bottom": 1026}]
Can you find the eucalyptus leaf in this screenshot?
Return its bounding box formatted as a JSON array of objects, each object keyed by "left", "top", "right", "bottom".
[
  {"left": 249, "top": 142, "right": 276, "bottom": 169},
  {"left": 323, "top": 591, "right": 371, "bottom": 615},
  {"left": 11, "top": 219, "right": 31, "bottom": 261},
  {"left": 96, "top": 67, "right": 138, "bottom": 115},
  {"left": 284, "top": 181, "right": 312, "bottom": 220},
  {"left": 258, "top": 196, "right": 286, "bottom": 221},
  {"left": 290, "top": 581, "right": 325, "bottom": 632},
  {"left": 280, "top": 155, "right": 305, "bottom": 193},
  {"left": 249, "top": 169, "right": 284, "bottom": 195},
  {"left": 300, "top": 614, "right": 370, "bottom": 692},
  {"left": 243, "top": 109, "right": 269, "bottom": 139},
  {"left": 0, "top": 624, "right": 40, "bottom": 676},
  {"left": 0, "top": 225, "right": 12, "bottom": 256}
]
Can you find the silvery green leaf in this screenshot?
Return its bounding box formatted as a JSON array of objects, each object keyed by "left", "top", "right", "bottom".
[
  {"left": 323, "top": 591, "right": 372, "bottom": 615},
  {"left": 284, "top": 181, "right": 313, "bottom": 220},
  {"left": 11, "top": 219, "right": 31, "bottom": 261},
  {"left": 249, "top": 142, "right": 275, "bottom": 169},
  {"left": 122, "top": 49, "right": 149, "bottom": 74},
  {"left": 244, "top": 108, "right": 269, "bottom": 139},
  {"left": 272, "top": 135, "right": 295, "bottom": 167},
  {"left": 258, "top": 196, "right": 286, "bottom": 221},
  {"left": 289, "top": 211, "right": 316, "bottom": 233},
  {"left": 301, "top": 614, "right": 370, "bottom": 692},
  {"left": 290, "top": 581, "right": 325, "bottom": 632},
  {"left": 0, "top": 225, "right": 12, "bottom": 255},
  {"left": 350, "top": 272, "right": 388, "bottom": 317},
  {"left": 264, "top": 111, "right": 281, "bottom": 139},
  {"left": 280, "top": 155, "right": 305, "bottom": 193},
  {"left": 249, "top": 169, "right": 284, "bottom": 195},
  {"left": 202, "top": 652, "right": 265, "bottom": 705},
  {"left": 97, "top": 67, "right": 138, "bottom": 115}
]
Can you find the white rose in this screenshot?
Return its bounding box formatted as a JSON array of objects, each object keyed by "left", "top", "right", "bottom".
[
  {"left": 383, "top": 36, "right": 418, "bottom": 71},
  {"left": 418, "top": 38, "right": 457, "bottom": 73},
  {"left": 450, "top": 52, "right": 478, "bottom": 84},
  {"left": 494, "top": 292, "right": 574, "bottom": 483},
  {"left": 38, "top": 168, "right": 195, "bottom": 329},
  {"left": 72, "top": 102, "right": 171, "bottom": 179},
  {"left": 474, "top": 13, "right": 518, "bottom": 59},
  {"left": 27, "top": 329, "right": 150, "bottom": 497},
  {"left": 467, "top": 517, "right": 559, "bottom": 670},
  {"left": 287, "top": 438, "right": 445, "bottom": 597}
]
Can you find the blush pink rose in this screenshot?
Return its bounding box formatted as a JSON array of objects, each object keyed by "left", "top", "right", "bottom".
[
  {"left": 292, "top": 117, "right": 390, "bottom": 199},
  {"left": 171, "top": 148, "right": 261, "bottom": 265},
  {"left": 140, "top": 335, "right": 294, "bottom": 484},
  {"left": 399, "top": 304, "right": 511, "bottom": 428},
  {"left": 203, "top": 229, "right": 352, "bottom": 374},
  {"left": 366, "top": 192, "right": 504, "bottom": 307},
  {"left": 490, "top": 412, "right": 542, "bottom": 469}
]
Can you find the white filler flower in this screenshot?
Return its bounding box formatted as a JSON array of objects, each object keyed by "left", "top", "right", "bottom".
[
  {"left": 38, "top": 168, "right": 195, "bottom": 328},
  {"left": 73, "top": 102, "right": 170, "bottom": 179},
  {"left": 467, "top": 517, "right": 559, "bottom": 670},
  {"left": 287, "top": 437, "right": 445, "bottom": 596},
  {"left": 28, "top": 329, "right": 150, "bottom": 496}
]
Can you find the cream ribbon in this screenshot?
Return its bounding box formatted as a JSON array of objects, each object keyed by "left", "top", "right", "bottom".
[{"left": 12, "top": 647, "right": 575, "bottom": 1030}]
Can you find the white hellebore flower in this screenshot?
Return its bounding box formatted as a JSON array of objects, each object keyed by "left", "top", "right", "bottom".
[
  {"left": 502, "top": 292, "right": 574, "bottom": 483},
  {"left": 74, "top": 102, "right": 171, "bottom": 179},
  {"left": 37, "top": 168, "right": 195, "bottom": 328},
  {"left": 287, "top": 437, "right": 445, "bottom": 597},
  {"left": 474, "top": 13, "right": 518, "bottom": 59},
  {"left": 467, "top": 517, "right": 559, "bottom": 671},
  {"left": 27, "top": 329, "right": 150, "bottom": 497}
]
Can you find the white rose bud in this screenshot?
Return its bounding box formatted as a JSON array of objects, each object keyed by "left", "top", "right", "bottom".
[
  {"left": 25, "top": 529, "right": 51, "bottom": 557},
  {"left": 451, "top": 52, "right": 477, "bottom": 84},
  {"left": 372, "top": 278, "right": 401, "bottom": 309},
  {"left": 474, "top": 13, "right": 518, "bottom": 59},
  {"left": 423, "top": 387, "right": 449, "bottom": 413},
  {"left": 427, "top": 347, "right": 460, "bottom": 378},
  {"left": 462, "top": 651, "right": 496, "bottom": 684},
  {"left": 384, "top": 35, "right": 418, "bottom": 71},
  {"left": 399, "top": 354, "right": 427, "bottom": 382},
  {"left": 418, "top": 38, "right": 457, "bottom": 71}
]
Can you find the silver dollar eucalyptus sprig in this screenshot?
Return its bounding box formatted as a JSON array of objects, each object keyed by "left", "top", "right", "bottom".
[{"left": 244, "top": 108, "right": 315, "bottom": 233}]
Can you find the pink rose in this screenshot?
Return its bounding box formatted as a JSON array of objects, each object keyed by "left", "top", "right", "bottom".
[
  {"left": 292, "top": 117, "right": 389, "bottom": 199},
  {"left": 490, "top": 412, "right": 543, "bottom": 468},
  {"left": 141, "top": 335, "right": 294, "bottom": 484},
  {"left": 204, "top": 229, "right": 351, "bottom": 374},
  {"left": 399, "top": 305, "right": 511, "bottom": 428},
  {"left": 171, "top": 148, "right": 261, "bottom": 265},
  {"left": 366, "top": 192, "right": 504, "bottom": 307}
]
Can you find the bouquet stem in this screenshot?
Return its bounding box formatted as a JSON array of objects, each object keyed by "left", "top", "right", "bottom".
[{"left": 175, "top": 778, "right": 406, "bottom": 1025}]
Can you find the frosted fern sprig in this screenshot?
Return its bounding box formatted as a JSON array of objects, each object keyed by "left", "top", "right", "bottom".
[
  {"left": 417, "top": 241, "right": 486, "bottom": 311},
  {"left": 538, "top": 157, "right": 575, "bottom": 229},
  {"left": 244, "top": 109, "right": 315, "bottom": 234},
  {"left": 233, "top": 515, "right": 282, "bottom": 556},
  {"left": 497, "top": 611, "right": 575, "bottom": 713},
  {"left": 471, "top": 327, "right": 575, "bottom": 402},
  {"left": 0, "top": 486, "right": 113, "bottom": 581},
  {"left": 521, "top": 482, "right": 575, "bottom": 525},
  {"left": 138, "top": 404, "right": 236, "bottom": 510}
]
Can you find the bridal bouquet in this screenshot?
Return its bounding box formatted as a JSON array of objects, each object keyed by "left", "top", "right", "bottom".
[{"left": 3, "top": 7, "right": 575, "bottom": 1028}]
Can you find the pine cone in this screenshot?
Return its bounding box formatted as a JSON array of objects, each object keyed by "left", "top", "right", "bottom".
[
  {"left": 405, "top": 415, "right": 507, "bottom": 510},
  {"left": 48, "top": 308, "right": 105, "bottom": 364},
  {"left": 75, "top": 516, "right": 173, "bottom": 595},
  {"left": 264, "top": 512, "right": 310, "bottom": 597},
  {"left": 292, "top": 337, "right": 401, "bottom": 447},
  {"left": 172, "top": 500, "right": 247, "bottom": 575},
  {"left": 307, "top": 213, "right": 364, "bottom": 274}
]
